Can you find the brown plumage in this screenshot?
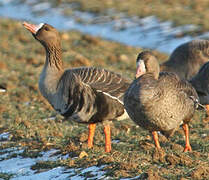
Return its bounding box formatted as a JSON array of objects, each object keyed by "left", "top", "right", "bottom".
[
  {"left": 160, "top": 39, "right": 209, "bottom": 80},
  {"left": 160, "top": 39, "right": 209, "bottom": 115},
  {"left": 124, "top": 51, "right": 199, "bottom": 152},
  {"left": 190, "top": 61, "right": 209, "bottom": 113},
  {"left": 23, "top": 22, "right": 131, "bottom": 152}
]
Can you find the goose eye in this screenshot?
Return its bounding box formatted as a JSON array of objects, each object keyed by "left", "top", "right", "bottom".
[{"left": 44, "top": 27, "right": 49, "bottom": 31}]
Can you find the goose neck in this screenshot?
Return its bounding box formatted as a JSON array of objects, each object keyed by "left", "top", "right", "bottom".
[{"left": 45, "top": 45, "right": 63, "bottom": 71}]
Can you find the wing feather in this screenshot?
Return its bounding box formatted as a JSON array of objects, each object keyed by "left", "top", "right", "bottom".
[{"left": 71, "top": 67, "right": 131, "bottom": 101}]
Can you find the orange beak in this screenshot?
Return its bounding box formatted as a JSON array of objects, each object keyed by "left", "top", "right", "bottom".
[{"left": 23, "top": 22, "right": 44, "bottom": 34}]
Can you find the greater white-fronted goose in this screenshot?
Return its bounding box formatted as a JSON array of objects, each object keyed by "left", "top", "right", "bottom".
[
  {"left": 160, "top": 39, "right": 209, "bottom": 80},
  {"left": 160, "top": 39, "right": 209, "bottom": 114},
  {"left": 190, "top": 61, "right": 209, "bottom": 114},
  {"left": 124, "top": 51, "right": 199, "bottom": 152},
  {"left": 23, "top": 22, "right": 131, "bottom": 153}
]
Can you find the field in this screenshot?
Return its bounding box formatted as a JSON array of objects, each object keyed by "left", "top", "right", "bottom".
[{"left": 0, "top": 17, "right": 209, "bottom": 179}]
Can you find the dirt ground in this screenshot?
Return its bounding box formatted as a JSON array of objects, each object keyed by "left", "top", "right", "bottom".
[{"left": 0, "top": 18, "right": 209, "bottom": 179}]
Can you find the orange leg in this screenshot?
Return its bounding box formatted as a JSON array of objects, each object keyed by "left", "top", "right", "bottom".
[
  {"left": 152, "top": 131, "right": 161, "bottom": 150},
  {"left": 88, "top": 123, "right": 96, "bottom": 149},
  {"left": 104, "top": 124, "right": 111, "bottom": 153},
  {"left": 205, "top": 105, "right": 209, "bottom": 116},
  {"left": 182, "top": 124, "right": 192, "bottom": 152}
]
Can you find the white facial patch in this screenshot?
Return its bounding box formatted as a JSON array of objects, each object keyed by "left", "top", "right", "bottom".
[
  {"left": 136, "top": 59, "right": 146, "bottom": 78},
  {"left": 35, "top": 23, "right": 44, "bottom": 33},
  {"left": 137, "top": 59, "right": 146, "bottom": 73}
]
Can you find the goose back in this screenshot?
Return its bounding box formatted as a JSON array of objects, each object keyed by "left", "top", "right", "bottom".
[
  {"left": 70, "top": 67, "right": 130, "bottom": 101},
  {"left": 161, "top": 39, "right": 209, "bottom": 80}
]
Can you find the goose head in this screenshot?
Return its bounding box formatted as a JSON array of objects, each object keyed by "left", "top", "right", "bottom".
[
  {"left": 23, "top": 22, "right": 60, "bottom": 49},
  {"left": 136, "top": 51, "right": 160, "bottom": 79}
]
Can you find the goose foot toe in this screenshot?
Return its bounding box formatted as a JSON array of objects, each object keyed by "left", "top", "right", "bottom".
[{"left": 183, "top": 145, "right": 192, "bottom": 152}]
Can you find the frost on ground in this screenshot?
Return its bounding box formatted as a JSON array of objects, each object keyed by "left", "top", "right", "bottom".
[{"left": 0, "top": 142, "right": 106, "bottom": 180}]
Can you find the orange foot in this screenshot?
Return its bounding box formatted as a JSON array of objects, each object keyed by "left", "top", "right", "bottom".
[
  {"left": 88, "top": 123, "right": 96, "bottom": 149},
  {"left": 206, "top": 104, "right": 209, "bottom": 117},
  {"left": 152, "top": 131, "right": 161, "bottom": 150},
  {"left": 182, "top": 124, "right": 192, "bottom": 152},
  {"left": 104, "top": 124, "right": 111, "bottom": 153},
  {"left": 183, "top": 145, "right": 192, "bottom": 152}
]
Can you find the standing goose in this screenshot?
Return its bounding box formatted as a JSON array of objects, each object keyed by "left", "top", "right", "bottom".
[
  {"left": 124, "top": 51, "right": 199, "bottom": 152},
  {"left": 190, "top": 61, "right": 209, "bottom": 113},
  {"left": 23, "top": 22, "right": 131, "bottom": 153},
  {"left": 160, "top": 39, "right": 209, "bottom": 80}
]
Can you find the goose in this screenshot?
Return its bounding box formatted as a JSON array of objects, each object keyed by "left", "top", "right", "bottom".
[
  {"left": 23, "top": 22, "right": 131, "bottom": 153},
  {"left": 160, "top": 39, "right": 209, "bottom": 80},
  {"left": 124, "top": 51, "right": 199, "bottom": 152},
  {"left": 190, "top": 61, "right": 209, "bottom": 114},
  {"left": 160, "top": 39, "right": 209, "bottom": 114}
]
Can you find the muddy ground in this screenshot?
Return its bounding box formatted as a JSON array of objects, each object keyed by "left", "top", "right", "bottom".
[{"left": 0, "top": 18, "right": 209, "bottom": 179}]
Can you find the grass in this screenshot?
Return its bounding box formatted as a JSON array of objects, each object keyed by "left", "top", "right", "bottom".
[
  {"left": 0, "top": 173, "right": 14, "bottom": 180},
  {"left": 0, "top": 18, "right": 208, "bottom": 179}
]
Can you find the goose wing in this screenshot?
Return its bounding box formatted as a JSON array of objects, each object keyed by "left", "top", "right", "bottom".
[
  {"left": 57, "top": 67, "right": 130, "bottom": 122},
  {"left": 71, "top": 67, "right": 131, "bottom": 102}
]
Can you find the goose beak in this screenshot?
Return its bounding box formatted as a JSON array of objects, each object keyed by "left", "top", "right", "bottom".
[
  {"left": 23, "top": 22, "right": 44, "bottom": 34},
  {"left": 136, "top": 59, "right": 146, "bottom": 78}
]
